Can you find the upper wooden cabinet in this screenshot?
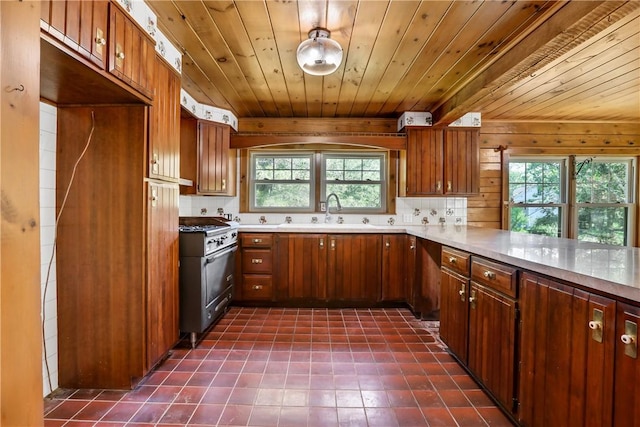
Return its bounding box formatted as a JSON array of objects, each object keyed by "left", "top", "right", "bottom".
[
  {"left": 405, "top": 128, "right": 444, "bottom": 195},
  {"left": 149, "top": 56, "right": 181, "bottom": 181},
  {"left": 108, "top": 3, "right": 155, "bottom": 98},
  {"left": 404, "top": 128, "right": 479, "bottom": 196},
  {"left": 41, "top": 0, "right": 109, "bottom": 69},
  {"left": 41, "top": 1, "right": 155, "bottom": 100},
  {"left": 180, "top": 117, "right": 236, "bottom": 196},
  {"left": 444, "top": 128, "right": 480, "bottom": 195}
]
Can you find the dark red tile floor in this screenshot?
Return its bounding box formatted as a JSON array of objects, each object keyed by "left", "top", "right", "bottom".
[{"left": 44, "top": 307, "right": 514, "bottom": 426}]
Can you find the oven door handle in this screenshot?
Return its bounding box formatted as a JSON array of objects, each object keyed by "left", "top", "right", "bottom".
[{"left": 205, "top": 245, "right": 238, "bottom": 263}]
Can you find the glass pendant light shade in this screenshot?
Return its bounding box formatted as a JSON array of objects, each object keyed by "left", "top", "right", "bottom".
[{"left": 296, "top": 28, "right": 343, "bottom": 76}]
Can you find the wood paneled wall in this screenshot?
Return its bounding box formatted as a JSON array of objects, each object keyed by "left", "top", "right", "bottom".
[{"left": 0, "top": 1, "right": 44, "bottom": 424}]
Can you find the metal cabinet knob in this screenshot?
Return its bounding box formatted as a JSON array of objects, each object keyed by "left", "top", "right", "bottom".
[
  {"left": 95, "top": 37, "right": 106, "bottom": 46},
  {"left": 116, "top": 51, "right": 125, "bottom": 60},
  {"left": 252, "top": 238, "right": 262, "bottom": 243},
  {"left": 449, "top": 257, "right": 457, "bottom": 264},
  {"left": 251, "top": 258, "right": 263, "bottom": 264},
  {"left": 483, "top": 270, "right": 496, "bottom": 280},
  {"left": 252, "top": 285, "right": 263, "bottom": 290}
]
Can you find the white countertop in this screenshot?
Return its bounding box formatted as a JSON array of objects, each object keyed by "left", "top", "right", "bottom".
[{"left": 239, "top": 223, "right": 640, "bottom": 303}]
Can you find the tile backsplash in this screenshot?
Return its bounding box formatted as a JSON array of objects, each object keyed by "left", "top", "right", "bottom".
[{"left": 180, "top": 195, "right": 467, "bottom": 226}]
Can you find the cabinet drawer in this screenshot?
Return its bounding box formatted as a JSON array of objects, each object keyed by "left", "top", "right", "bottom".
[
  {"left": 442, "top": 246, "right": 470, "bottom": 276},
  {"left": 471, "top": 257, "right": 517, "bottom": 298},
  {"left": 242, "top": 275, "right": 273, "bottom": 300},
  {"left": 242, "top": 249, "right": 272, "bottom": 273},
  {"left": 241, "top": 233, "right": 273, "bottom": 248}
]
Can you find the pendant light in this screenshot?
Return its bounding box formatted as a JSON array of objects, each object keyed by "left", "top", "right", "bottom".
[{"left": 296, "top": 28, "right": 343, "bottom": 76}]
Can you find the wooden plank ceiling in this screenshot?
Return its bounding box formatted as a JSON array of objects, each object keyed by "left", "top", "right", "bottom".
[{"left": 147, "top": 1, "right": 640, "bottom": 124}]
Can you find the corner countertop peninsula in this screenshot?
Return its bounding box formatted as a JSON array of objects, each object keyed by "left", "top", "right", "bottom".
[{"left": 239, "top": 224, "right": 640, "bottom": 303}]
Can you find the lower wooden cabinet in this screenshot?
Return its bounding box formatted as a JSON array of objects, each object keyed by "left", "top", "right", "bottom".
[
  {"left": 275, "top": 234, "right": 328, "bottom": 301},
  {"left": 237, "top": 233, "right": 274, "bottom": 301},
  {"left": 327, "top": 234, "right": 381, "bottom": 301},
  {"left": 381, "top": 234, "right": 414, "bottom": 302},
  {"left": 440, "top": 268, "right": 469, "bottom": 363},
  {"left": 614, "top": 302, "right": 640, "bottom": 427},
  {"left": 519, "top": 272, "right": 615, "bottom": 427},
  {"left": 146, "top": 182, "right": 179, "bottom": 369},
  {"left": 468, "top": 282, "right": 517, "bottom": 412},
  {"left": 238, "top": 233, "right": 387, "bottom": 305}
]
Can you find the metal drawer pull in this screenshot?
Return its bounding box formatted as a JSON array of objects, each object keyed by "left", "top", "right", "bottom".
[
  {"left": 483, "top": 270, "right": 496, "bottom": 280},
  {"left": 458, "top": 283, "right": 465, "bottom": 302},
  {"left": 252, "top": 238, "right": 263, "bottom": 243},
  {"left": 251, "top": 258, "right": 263, "bottom": 264},
  {"left": 319, "top": 239, "right": 324, "bottom": 249},
  {"left": 449, "top": 256, "right": 457, "bottom": 264},
  {"left": 252, "top": 285, "right": 263, "bottom": 290},
  {"left": 385, "top": 241, "right": 390, "bottom": 248},
  {"left": 469, "top": 289, "right": 477, "bottom": 309}
]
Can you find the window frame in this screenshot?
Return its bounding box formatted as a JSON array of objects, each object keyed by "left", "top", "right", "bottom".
[
  {"left": 246, "top": 149, "right": 390, "bottom": 214},
  {"left": 248, "top": 151, "right": 316, "bottom": 213},
  {"left": 321, "top": 151, "right": 387, "bottom": 214},
  {"left": 507, "top": 157, "right": 569, "bottom": 238},
  {"left": 507, "top": 155, "right": 637, "bottom": 246},
  {"left": 573, "top": 157, "right": 636, "bottom": 246}
]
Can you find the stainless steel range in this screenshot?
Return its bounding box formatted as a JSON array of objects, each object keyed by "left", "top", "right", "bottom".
[{"left": 178, "top": 218, "right": 238, "bottom": 348}]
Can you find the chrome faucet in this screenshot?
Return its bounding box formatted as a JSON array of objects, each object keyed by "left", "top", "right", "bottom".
[{"left": 324, "top": 193, "right": 342, "bottom": 223}]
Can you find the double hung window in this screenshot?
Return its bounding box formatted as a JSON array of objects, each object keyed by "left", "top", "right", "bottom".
[
  {"left": 249, "top": 150, "right": 387, "bottom": 213},
  {"left": 508, "top": 157, "right": 636, "bottom": 246}
]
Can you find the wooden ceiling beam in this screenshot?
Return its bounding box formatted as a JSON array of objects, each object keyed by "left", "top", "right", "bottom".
[{"left": 431, "top": 1, "right": 631, "bottom": 126}]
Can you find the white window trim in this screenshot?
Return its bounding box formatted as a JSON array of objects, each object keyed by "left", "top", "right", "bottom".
[
  {"left": 572, "top": 157, "right": 636, "bottom": 246},
  {"left": 321, "top": 151, "right": 387, "bottom": 214},
  {"left": 249, "top": 151, "right": 315, "bottom": 213},
  {"left": 508, "top": 157, "right": 569, "bottom": 238}
]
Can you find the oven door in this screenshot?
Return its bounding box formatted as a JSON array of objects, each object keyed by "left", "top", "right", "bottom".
[{"left": 203, "top": 244, "right": 237, "bottom": 315}]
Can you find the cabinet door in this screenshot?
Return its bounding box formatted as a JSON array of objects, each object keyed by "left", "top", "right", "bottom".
[
  {"left": 406, "top": 128, "right": 444, "bottom": 195},
  {"left": 275, "top": 234, "right": 328, "bottom": 301},
  {"left": 468, "top": 282, "right": 517, "bottom": 413},
  {"left": 149, "top": 56, "right": 181, "bottom": 181},
  {"left": 614, "top": 303, "right": 640, "bottom": 427},
  {"left": 41, "top": 0, "right": 108, "bottom": 69},
  {"left": 198, "top": 121, "right": 233, "bottom": 195},
  {"left": 327, "top": 234, "right": 381, "bottom": 301},
  {"left": 443, "top": 129, "right": 480, "bottom": 195},
  {"left": 381, "top": 234, "right": 410, "bottom": 301},
  {"left": 440, "top": 268, "right": 469, "bottom": 363},
  {"left": 146, "top": 182, "right": 179, "bottom": 370},
  {"left": 519, "top": 272, "right": 615, "bottom": 427},
  {"left": 108, "top": 3, "right": 155, "bottom": 98},
  {"left": 405, "top": 236, "right": 417, "bottom": 309}
]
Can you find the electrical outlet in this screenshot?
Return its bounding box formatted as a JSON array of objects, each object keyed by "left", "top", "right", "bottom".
[
  {"left": 403, "top": 214, "right": 412, "bottom": 223},
  {"left": 320, "top": 202, "right": 326, "bottom": 212}
]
